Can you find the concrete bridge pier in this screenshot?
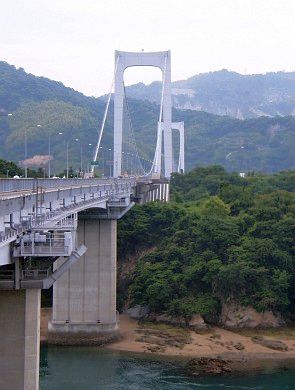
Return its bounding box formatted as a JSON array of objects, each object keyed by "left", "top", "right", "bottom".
[
  {"left": 0, "top": 289, "right": 40, "bottom": 390},
  {"left": 49, "top": 217, "right": 118, "bottom": 344}
]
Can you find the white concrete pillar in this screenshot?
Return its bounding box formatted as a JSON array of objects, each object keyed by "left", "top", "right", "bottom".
[
  {"left": 162, "top": 51, "right": 173, "bottom": 177},
  {"left": 165, "top": 184, "right": 170, "bottom": 202},
  {"left": 0, "top": 215, "right": 5, "bottom": 234},
  {"left": 113, "top": 55, "right": 125, "bottom": 178},
  {"left": 162, "top": 184, "right": 166, "bottom": 202},
  {"left": 178, "top": 122, "right": 185, "bottom": 173},
  {"left": 50, "top": 218, "right": 118, "bottom": 344},
  {"left": 0, "top": 289, "right": 41, "bottom": 390}
]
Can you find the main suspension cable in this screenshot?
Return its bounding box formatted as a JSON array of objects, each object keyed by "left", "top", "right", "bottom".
[{"left": 91, "top": 56, "right": 120, "bottom": 173}]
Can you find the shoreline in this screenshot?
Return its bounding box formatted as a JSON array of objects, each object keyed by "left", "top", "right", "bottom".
[{"left": 41, "top": 309, "right": 295, "bottom": 368}]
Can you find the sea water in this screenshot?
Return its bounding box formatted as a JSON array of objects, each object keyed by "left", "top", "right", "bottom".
[{"left": 40, "top": 346, "right": 295, "bottom": 390}]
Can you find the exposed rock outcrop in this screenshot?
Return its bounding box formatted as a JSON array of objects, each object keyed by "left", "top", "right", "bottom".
[
  {"left": 220, "top": 303, "right": 285, "bottom": 329},
  {"left": 135, "top": 326, "right": 192, "bottom": 351},
  {"left": 251, "top": 336, "right": 288, "bottom": 351},
  {"left": 185, "top": 358, "right": 232, "bottom": 376},
  {"left": 188, "top": 314, "right": 208, "bottom": 330},
  {"left": 124, "top": 305, "right": 150, "bottom": 320},
  {"left": 148, "top": 313, "right": 208, "bottom": 330}
]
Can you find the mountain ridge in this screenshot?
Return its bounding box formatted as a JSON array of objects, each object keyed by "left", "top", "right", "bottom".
[
  {"left": 124, "top": 69, "right": 295, "bottom": 119},
  {"left": 0, "top": 61, "right": 294, "bottom": 174}
]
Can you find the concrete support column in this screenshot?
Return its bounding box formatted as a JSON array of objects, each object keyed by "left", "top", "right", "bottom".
[
  {"left": 165, "top": 183, "right": 170, "bottom": 202},
  {"left": 49, "top": 218, "right": 118, "bottom": 344},
  {"left": 0, "top": 289, "right": 41, "bottom": 390}
]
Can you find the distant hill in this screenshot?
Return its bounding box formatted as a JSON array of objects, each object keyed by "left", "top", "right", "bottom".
[
  {"left": 125, "top": 70, "right": 295, "bottom": 119},
  {"left": 0, "top": 61, "right": 103, "bottom": 113},
  {"left": 0, "top": 61, "right": 294, "bottom": 173}
]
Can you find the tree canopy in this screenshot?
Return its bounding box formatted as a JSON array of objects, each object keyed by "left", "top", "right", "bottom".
[{"left": 118, "top": 166, "right": 295, "bottom": 321}]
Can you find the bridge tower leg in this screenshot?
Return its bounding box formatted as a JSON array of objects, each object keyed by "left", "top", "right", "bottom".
[
  {"left": 162, "top": 51, "right": 173, "bottom": 178},
  {"left": 171, "top": 121, "right": 185, "bottom": 173},
  {"left": 49, "top": 218, "right": 118, "bottom": 344},
  {"left": 178, "top": 122, "right": 185, "bottom": 173},
  {"left": 0, "top": 289, "right": 41, "bottom": 390}
]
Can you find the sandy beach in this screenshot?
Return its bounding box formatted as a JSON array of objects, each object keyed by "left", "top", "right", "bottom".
[{"left": 41, "top": 308, "right": 295, "bottom": 364}]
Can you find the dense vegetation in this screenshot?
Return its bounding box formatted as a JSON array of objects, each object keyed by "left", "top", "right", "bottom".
[
  {"left": 118, "top": 166, "right": 295, "bottom": 322},
  {"left": 126, "top": 69, "right": 295, "bottom": 118},
  {"left": 0, "top": 61, "right": 294, "bottom": 174},
  {"left": 0, "top": 157, "right": 56, "bottom": 178},
  {"left": 0, "top": 158, "right": 23, "bottom": 177}
]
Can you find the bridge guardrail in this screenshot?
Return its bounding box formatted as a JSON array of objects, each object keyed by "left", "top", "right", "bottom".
[
  {"left": 0, "top": 270, "right": 14, "bottom": 280},
  {"left": 0, "top": 177, "right": 136, "bottom": 193},
  {"left": 22, "top": 268, "right": 52, "bottom": 280}
]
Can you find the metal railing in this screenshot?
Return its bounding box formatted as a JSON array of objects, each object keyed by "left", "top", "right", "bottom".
[
  {"left": 0, "top": 178, "right": 136, "bottom": 249},
  {"left": 22, "top": 268, "right": 52, "bottom": 280},
  {"left": 0, "top": 270, "right": 14, "bottom": 280},
  {"left": 0, "top": 177, "right": 136, "bottom": 193},
  {"left": 0, "top": 219, "right": 31, "bottom": 245},
  {"left": 0, "top": 268, "right": 52, "bottom": 281},
  {"left": 20, "top": 232, "right": 73, "bottom": 257},
  {"left": 0, "top": 226, "right": 22, "bottom": 244}
]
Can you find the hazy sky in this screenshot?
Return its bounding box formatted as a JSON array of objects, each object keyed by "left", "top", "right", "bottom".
[{"left": 1, "top": 0, "right": 294, "bottom": 96}]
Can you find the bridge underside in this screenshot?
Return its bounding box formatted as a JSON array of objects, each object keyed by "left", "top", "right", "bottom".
[
  {"left": 47, "top": 180, "right": 169, "bottom": 344},
  {"left": 0, "top": 177, "right": 170, "bottom": 389}
]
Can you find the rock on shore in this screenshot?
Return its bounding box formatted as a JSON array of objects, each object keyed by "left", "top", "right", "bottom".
[
  {"left": 185, "top": 358, "right": 232, "bottom": 376},
  {"left": 220, "top": 303, "right": 285, "bottom": 329}
]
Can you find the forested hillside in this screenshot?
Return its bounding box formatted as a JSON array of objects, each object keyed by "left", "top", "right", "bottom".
[
  {"left": 0, "top": 61, "right": 294, "bottom": 173},
  {"left": 126, "top": 69, "right": 295, "bottom": 118},
  {"left": 118, "top": 166, "right": 295, "bottom": 324}
]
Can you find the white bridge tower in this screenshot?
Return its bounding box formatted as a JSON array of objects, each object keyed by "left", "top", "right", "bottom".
[{"left": 113, "top": 50, "right": 173, "bottom": 178}]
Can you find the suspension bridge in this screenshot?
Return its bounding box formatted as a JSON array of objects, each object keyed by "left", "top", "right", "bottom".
[
  {"left": 92, "top": 50, "right": 184, "bottom": 178},
  {"left": 0, "top": 50, "right": 185, "bottom": 390}
]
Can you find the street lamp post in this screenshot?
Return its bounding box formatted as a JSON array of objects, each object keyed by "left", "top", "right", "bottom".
[
  {"left": 108, "top": 148, "right": 112, "bottom": 177},
  {"left": 59, "top": 135, "right": 94, "bottom": 178},
  {"left": 75, "top": 138, "right": 83, "bottom": 176},
  {"left": 24, "top": 129, "right": 28, "bottom": 178},
  {"left": 85, "top": 143, "right": 93, "bottom": 174},
  {"left": 66, "top": 142, "right": 69, "bottom": 179},
  {"left": 58, "top": 132, "right": 69, "bottom": 178},
  {"left": 99, "top": 146, "right": 104, "bottom": 176},
  {"left": 24, "top": 124, "right": 41, "bottom": 179},
  {"left": 48, "top": 134, "right": 51, "bottom": 178}
]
